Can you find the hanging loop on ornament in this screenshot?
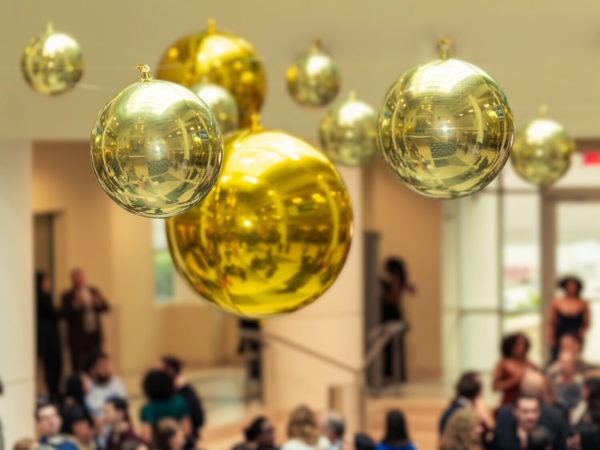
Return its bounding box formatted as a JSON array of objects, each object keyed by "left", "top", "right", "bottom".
[
  {"left": 538, "top": 104, "right": 547, "bottom": 118},
  {"left": 311, "top": 39, "right": 322, "bottom": 54},
  {"left": 46, "top": 20, "right": 53, "bottom": 33},
  {"left": 347, "top": 90, "right": 357, "bottom": 101},
  {"left": 439, "top": 38, "right": 451, "bottom": 60},
  {"left": 250, "top": 113, "right": 262, "bottom": 132},
  {"left": 207, "top": 18, "right": 216, "bottom": 34},
  {"left": 137, "top": 64, "right": 153, "bottom": 82}
]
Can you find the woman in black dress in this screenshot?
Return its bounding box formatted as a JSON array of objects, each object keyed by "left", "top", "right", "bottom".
[{"left": 36, "top": 272, "right": 63, "bottom": 402}]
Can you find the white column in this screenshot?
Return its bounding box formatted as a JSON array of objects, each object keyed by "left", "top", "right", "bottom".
[{"left": 0, "top": 142, "right": 35, "bottom": 446}]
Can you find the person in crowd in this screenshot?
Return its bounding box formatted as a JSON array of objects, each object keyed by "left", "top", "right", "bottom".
[
  {"left": 494, "top": 392, "right": 567, "bottom": 450},
  {"left": 493, "top": 333, "right": 538, "bottom": 407},
  {"left": 439, "top": 408, "right": 483, "bottom": 450},
  {"left": 527, "top": 426, "right": 552, "bottom": 450},
  {"left": 354, "top": 434, "right": 375, "bottom": 450},
  {"left": 36, "top": 272, "right": 62, "bottom": 403},
  {"left": 548, "top": 351, "right": 584, "bottom": 414},
  {"left": 158, "top": 356, "right": 205, "bottom": 441},
  {"left": 322, "top": 417, "right": 344, "bottom": 450},
  {"left": 12, "top": 439, "right": 37, "bottom": 450},
  {"left": 439, "top": 372, "right": 494, "bottom": 434},
  {"left": 84, "top": 353, "right": 127, "bottom": 423},
  {"left": 238, "top": 319, "right": 262, "bottom": 381},
  {"left": 64, "top": 408, "right": 97, "bottom": 450},
  {"left": 36, "top": 404, "right": 78, "bottom": 450},
  {"left": 547, "top": 333, "right": 595, "bottom": 376},
  {"left": 237, "top": 417, "right": 277, "bottom": 450},
  {"left": 572, "top": 378, "right": 600, "bottom": 425},
  {"left": 140, "top": 370, "right": 191, "bottom": 444},
  {"left": 62, "top": 269, "right": 110, "bottom": 371},
  {"left": 153, "top": 419, "right": 186, "bottom": 450},
  {"left": 377, "top": 410, "right": 416, "bottom": 450},
  {"left": 281, "top": 406, "right": 319, "bottom": 450},
  {"left": 317, "top": 412, "right": 343, "bottom": 450},
  {"left": 548, "top": 277, "right": 590, "bottom": 362},
  {"left": 60, "top": 374, "right": 94, "bottom": 434},
  {"left": 104, "top": 397, "right": 142, "bottom": 450},
  {"left": 380, "top": 258, "right": 411, "bottom": 381},
  {"left": 121, "top": 441, "right": 149, "bottom": 450},
  {"left": 571, "top": 423, "right": 600, "bottom": 450}
]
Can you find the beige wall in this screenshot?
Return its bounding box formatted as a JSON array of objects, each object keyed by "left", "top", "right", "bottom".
[
  {"left": 32, "top": 142, "right": 238, "bottom": 375},
  {"left": 363, "top": 157, "right": 442, "bottom": 380}
]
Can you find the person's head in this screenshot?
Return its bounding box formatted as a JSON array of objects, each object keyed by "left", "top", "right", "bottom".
[
  {"left": 71, "top": 269, "right": 86, "bottom": 289},
  {"left": 501, "top": 333, "right": 530, "bottom": 359},
  {"left": 244, "top": 417, "right": 275, "bottom": 448},
  {"left": 65, "top": 373, "right": 90, "bottom": 403},
  {"left": 159, "top": 356, "right": 183, "bottom": 379},
  {"left": 527, "top": 426, "right": 551, "bottom": 450},
  {"left": 142, "top": 370, "right": 174, "bottom": 401},
  {"left": 13, "top": 438, "right": 37, "bottom": 450},
  {"left": 71, "top": 415, "right": 95, "bottom": 443},
  {"left": 287, "top": 405, "right": 318, "bottom": 446},
  {"left": 354, "top": 434, "right": 375, "bottom": 450},
  {"left": 514, "top": 395, "right": 542, "bottom": 432},
  {"left": 440, "top": 408, "right": 482, "bottom": 450},
  {"left": 103, "top": 397, "right": 129, "bottom": 427},
  {"left": 456, "top": 372, "right": 482, "bottom": 402},
  {"left": 383, "top": 409, "right": 409, "bottom": 446},
  {"left": 36, "top": 272, "right": 51, "bottom": 295},
  {"left": 154, "top": 418, "right": 186, "bottom": 450},
  {"left": 35, "top": 404, "right": 62, "bottom": 438},
  {"left": 559, "top": 276, "right": 583, "bottom": 298},
  {"left": 324, "top": 418, "right": 345, "bottom": 444},
  {"left": 521, "top": 371, "right": 554, "bottom": 404},
  {"left": 85, "top": 353, "right": 112, "bottom": 384},
  {"left": 385, "top": 258, "right": 406, "bottom": 284},
  {"left": 557, "top": 350, "right": 576, "bottom": 378},
  {"left": 559, "top": 332, "right": 583, "bottom": 356}
]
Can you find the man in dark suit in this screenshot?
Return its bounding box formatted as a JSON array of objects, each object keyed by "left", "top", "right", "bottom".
[{"left": 62, "top": 269, "right": 110, "bottom": 371}]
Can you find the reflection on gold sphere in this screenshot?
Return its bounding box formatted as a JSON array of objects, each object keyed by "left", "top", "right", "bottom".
[
  {"left": 190, "top": 82, "right": 239, "bottom": 135},
  {"left": 22, "top": 22, "right": 83, "bottom": 95},
  {"left": 166, "top": 122, "right": 353, "bottom": 318},
  {"left": 320, "top": 91, "right": 378, "bottom": 166},
  {"left": 378, "top": 40, "right": 514, "bottom": 199},
  {"left": 157, "top": 19, "right": 265, "bottom": 128},
  {"left": 90, "top": 65, "right": 223, "bottom": 218},
  {"left": 511, "top": 107, "right": 575, "bottom": 186},
  {"left": 287, "top": 40, "right": 340, "bottom": 107}
]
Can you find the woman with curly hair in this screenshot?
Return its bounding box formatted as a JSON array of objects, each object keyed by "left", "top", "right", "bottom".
[
  {"left": 281, "top": 406, "right": 319, "bottom": 450},
  {"left": 439, "top": 409, "right": 483, "bottom": 450}
]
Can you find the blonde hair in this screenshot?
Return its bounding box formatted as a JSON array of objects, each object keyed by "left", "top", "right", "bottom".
[
  {"left": 439, "top": 409, "right": 482, "bottom": 450},
  {"left": 287, "top": 405, "right": 319, "bottom": 446}
]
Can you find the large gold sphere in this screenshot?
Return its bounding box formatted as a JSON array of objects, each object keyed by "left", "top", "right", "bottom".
[
  {"left": 320, "top": 91, "right": 377, "bottom": 166},
  {"left": 90, "top": 65, "right": 223, "bottom": 219},
  {"left": 22, "top": 22, "right": 83, "bottom": 95},
  {"left": 190, "top": 82, "right": 239, "bottom": 135},
  {"left": 157, "top": 19, "right": 265, "bottom": 128},
  {"left": 511, "top": 108, "right": 575, "bottom": 186},
  {"left": 378, "top": 41, "right": 514, "bottom": 199},
  {"left": 287, "top": 41, "right": 340, "bottom": 107},
  {"left": 166, "top": 123, "right": 353, "bottom": 318}
]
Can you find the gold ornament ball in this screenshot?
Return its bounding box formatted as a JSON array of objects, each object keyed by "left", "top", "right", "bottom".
[
  {"left": 511, "top": 108, "right": 575, "bottom": 186},
  {"left": 287, "top": 40, "right": 341, "bottom": 107},
  {"left": 320, "top": 91, "right": 378, "bottom": 166},
  {"left": 22, "top": 22, "right": 83, "bottom": 95},
  {"left": 166, "top": 121, "right": 353, "bottom": 318},
  {"left": 190, "top": 82, "right": 239, "bottom": 135},
  {"left": 157, "top": 19, "right": 265, "bottom": 128},
  {"left": 378, "top": 40, "right": 515, "bottom": 199},
  {"left": 90, "top": 65, "right": 223, "bottom": 219}
]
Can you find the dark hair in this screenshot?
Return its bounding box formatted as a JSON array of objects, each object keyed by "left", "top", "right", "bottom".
[
  {"left": 385, "top": 258, "right": 407, "bottom": 286},
  {"left": 383, "top": 410, "right": 409, "bottom": 447},
  {"left": 327, "top": 418, "right": 345, "bottom": 440},
  {"left": 161, "top": 356, "right": 183, "bottom": 376},
  {"left": 35, "top": 402, "right": 58, "bottom": 421},
  {"left": 106, "top": 396, "right": 129, "bottom": 421},
  {"left": 143, "top": 370, "right": 174, "bottom": 400},
  {"left": 515, "top": 394, "right": 541, "bottom": 409},
  {"left": 354, "top": 434, "right": 375, "bottom": 450},
  {"left": 527, "top": 426, "right": 551, "bottom": 450},
  {"left": 501, "top": 333, "right": 530, "bottom": 358},
  {"left": 84, "top": 352, "right": 108, "bottom": 373},
  {"left": 65, "top": 373, "right": 86, "bottom": 404},
  {"left": 456, "top": 372, "right": 481, "bottom": 401},
  {"left": 245, "top": 417, "right": 267, "bottom": 441},
  {"left": 153, "top": 418, "right": 180, "bottom": 450},
  {"left": 559, "top": 277, "right": 583, "bottom": 296}
]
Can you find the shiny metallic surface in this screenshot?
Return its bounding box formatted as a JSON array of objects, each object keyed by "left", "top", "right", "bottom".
[
  {"left": 166, "top": 125, "right": 353, "bottom": 318},
  {"left": 320, "top": 91, "right": 378, "bottom": 166},
  {"left": 90, "top": 65, "right": 223, "bottom": 218},
  {"left": 287, "top": 41, "right": 340, "bottom": 107},
  {"left": 511, "top": 109, "right": 575, "bottom": 186},
  {"left": 22, "top": 22, "right": 83, "bottom": 95},
  {"left": 378, "top": 43, "right": 514, "bottom": 199},
  {"left": 157, "top": 20, "right": 265, "bottom": 128},
  {"left": 190, "top": 82, "right": 239, "bottom": 135}
]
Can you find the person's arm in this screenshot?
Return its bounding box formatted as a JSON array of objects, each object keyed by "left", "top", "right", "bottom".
[
  {"left": 547, "top": 300, "right": 558, "bottom": 349},
  {"left": 91, "top": 289, "right": 110, "bottom": 313},
  {"left": 493, "top": 360, "right": 524, "bottom": 392},
  {"left": 141, "top": 423, "right": 153, "bottom": 443},
  {"left": 187, "top": 388, "right": 205, "bottom": 430},
  {"left": 180, "top": 416, "right": 193, "bottom": 437},
  {"left": 580, "top": 303, "right": 591, "bottom": 339}
]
